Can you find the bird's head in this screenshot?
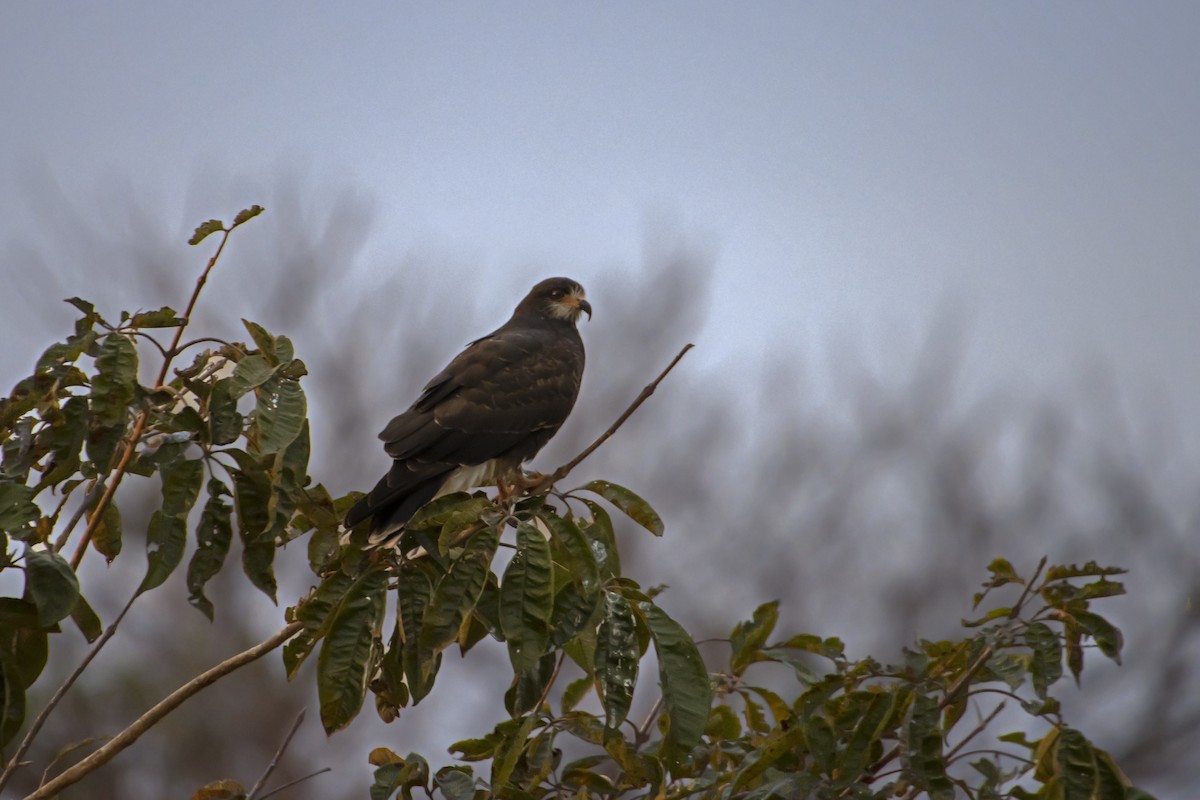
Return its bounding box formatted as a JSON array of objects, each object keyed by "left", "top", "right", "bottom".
[{"left": 518, "top": 277, "right": 591, "bottom": 325}]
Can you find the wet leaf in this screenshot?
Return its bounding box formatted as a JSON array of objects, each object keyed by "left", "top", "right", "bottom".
[
  {"left": 500, "top": 521, "right": 555, "bottom": 672},
  {"left": 581, "top": 479, "right": 664, "bottom": 536},
  {"left": 594, "top": 591, "right": 638, "bottom": 730},
  {"left": 639, "top": 600, "right": 711, "bottom": 768}
]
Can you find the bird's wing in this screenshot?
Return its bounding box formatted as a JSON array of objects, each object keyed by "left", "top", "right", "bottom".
[{"left": 379, "top": 325, "right": 583, "bottom": 466}]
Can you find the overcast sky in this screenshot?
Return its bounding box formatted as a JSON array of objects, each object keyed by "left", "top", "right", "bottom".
[{"left": 2, "top": 2, "right": 1198, "bottom": 438}]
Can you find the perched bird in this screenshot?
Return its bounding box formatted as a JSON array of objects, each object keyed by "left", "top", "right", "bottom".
[{"left": 345, "top": 277, "right": 590, "bottom": 543}]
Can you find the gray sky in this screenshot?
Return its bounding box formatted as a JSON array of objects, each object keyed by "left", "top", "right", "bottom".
[
  {"left": 4, "top": 4, "right": 1200, "bottom": 795},
  {"left": 4, "top": 3, "right": 1199, "bottom": 443}
]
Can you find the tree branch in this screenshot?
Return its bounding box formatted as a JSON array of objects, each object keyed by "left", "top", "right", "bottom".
[
  {"left": 549, "top": 343, "right": 693, "bottom": 483},
  {"left": 0, "top": 591, "right": 138, "bottom": 793},
  {"left": 25, "top": 621, "right": 302, "bottom": 800},
  {"left": 68, "top": 228, "right": 235, "bottom": 568},
  {"left": 247, "top": 708, "right": 307, "bottom": 800}
]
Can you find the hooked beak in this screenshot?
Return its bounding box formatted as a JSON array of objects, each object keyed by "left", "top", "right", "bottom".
[{"left": 578, "top": 298, "right": 592, "bottom": 320}]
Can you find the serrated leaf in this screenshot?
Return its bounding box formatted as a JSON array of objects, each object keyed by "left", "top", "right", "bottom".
[
  {"left": 541, "top": 508, "right": 599, "bottom": 593},
  {"left": 139, "top": 456, "right": 204, "bottom": 594},
  {"left": 500, "top": 521, "right": 555, "bottom": 672},
  {"left": 0, "top": 653, "right": 27, "bottom": 747},
  {"left": 207, "top": 378, "right": 242, "bottom": 446},
  {"left": 1025, "top": 621, "right": 1063, "bottom": 698},
  {"left": 491, "top": 713, "right": 536, "bottom": 793},
  {"left": 580, "top": 499, "right": 620, "bottom": 578},
  {"left": 562, "top": 675, "right": 593, "bottom": 712},
  {"left": 189, "top": 218, "right": 225, "bottom": 246},
  {"left": 186, "top": 478, "right": 234, "bottom": 620},
  {"left": 594, "top": 591, "right": 639, "bottom": 731},
  {"left": 639, "top": 600, "right": 711, "bottom": 769},
  {"left": 395, "top": 564, "right": 435, "bottom": 703},
  {"left": 242, "top": 319, "right": 278, "bottom": 364},
  {"left": 730, "top": 600, "right": 778, "bottom": 675},
  {"left": 90, "top": 333, "right": 138, "bottom": 428},
  {"left": 0, "top": 483, "right": 40, "bottom": 533},
  {"left": 419, "top": 526, "right": 499, "bottom": 669},
  {"left": 434, "top": 767, "right": 476, "bottom": 800},
  {"left": 68, "top": 593, "right": 103, "bottom": 643},
  {"left": 1075, "top": 611, "right": 1124, "bottom": 665},
  {"left": 904, "top": 693, "right": 955, "bottom": 800},
  {"left": 318, "top": 569, "right": 387, "bottom": 733},
  {"left": 189, "top": 779, "right": 246, "bottom": 800},
  {"left": 504, "top": 651, "right": 557, "bottom": 716},
  {"left": 129, "top": 307, "right": 184, "bottom": 328},
  {"left": 549, "top": 580, "right": 598, "bottom": 649},
  {"left": 840, "top": 690, "right": 897, "bottom": 777},
  {"left": 233, "top": 205, "right": 264, "bottom": 226},
  {"left": 229, "top": 355, "right": 275, "bottom": 397},
  {"left": 581, "top": 479, "right": 664, "bottom": 536},
  {"left": 24, "top": 546, "right": 80, "bottom": 626},
  {"left": 254, "top": 378, "right": 306, "bottom": 455}
]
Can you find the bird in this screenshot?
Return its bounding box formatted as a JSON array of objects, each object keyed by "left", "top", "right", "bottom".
[{"left": 344, "top": 277, "right": 590, "bottom": 544}]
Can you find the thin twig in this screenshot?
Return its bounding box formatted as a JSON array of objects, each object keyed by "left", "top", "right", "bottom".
[
  {"left": 0, "top": 591, "right": 137, "bottom": 793},
  {"left": 635, "top": 696, "right": 665, "bottom": 747},
  {"left": 68, "top": 227, "right": 234, "bottom": 569},
  {"left": 549, "top": 343, "right": 693, "bottom": 482},
  {"left": 534, "top": 652, "right": 566, "bottom": 715},
  {"left": 247, "top": 708, "right": 307, "bottom": 800},
  {"left": 945, "top": 701, "right": 1006, "bottom": 762},
  {"left": 256, "top": 767, "right": 333, "bottom": 800},
  {"left": 51, "top": 480, "right": 103, "bottom": 554},
  {"left": 174, "top": 336, "right": 244, "bottom": 356},
  {"left": 25, "top": 621, "right": 303, "bottom": 800}
]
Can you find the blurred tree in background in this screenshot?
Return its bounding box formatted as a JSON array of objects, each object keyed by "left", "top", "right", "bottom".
[{"left": 0, "top": 176, "right": 1194, "bottom": 798}]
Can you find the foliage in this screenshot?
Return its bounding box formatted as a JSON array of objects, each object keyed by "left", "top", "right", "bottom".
[{"left": 0, "top": 208, "right": 1157, "bottom": 800}]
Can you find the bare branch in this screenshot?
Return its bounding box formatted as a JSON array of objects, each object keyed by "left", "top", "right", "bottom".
[
  {"left": 247, "top": 708, "right": 307, "bottom": 800},
  {"left": 256, "top": 767, "right": 333, "bottom": 800},
  {"left": 550, "top": 343, "right": 693, "bottom": 482},
  {"left": 25, "top": 621, "right": 303, "bottom": 800}
]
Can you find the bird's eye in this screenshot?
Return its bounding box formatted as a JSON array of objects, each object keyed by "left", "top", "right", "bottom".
[{"left": 549, "top": 288, "right": 565, "bottom": 299}]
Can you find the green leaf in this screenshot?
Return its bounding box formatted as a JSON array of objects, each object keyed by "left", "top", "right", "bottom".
[
  {"left": 229, "top": 355, "right": 276, "bottom": 397},
  {"left": 395, "top": 564, "right": 436, "bottom": 703},
  {"left": 504, "top": 651, "right": 557, "bottom": 716},
  {"left": 581, "top": 479, "right": 664, "bottom": 536},
  {"left": 24, "top": 546, "right": 80, "bottom": 626},
  {"left": 0, "top": 652, "right": 27, "bottom": 747},
  {"left": 90, "top": 333, "right": 138, "bottom": 427},
  {"left": 490, "top": 713, "right": 536, "bottom": 794},
  {"left": 730, "top": 600, "right": 778, "bottom": 675},
  {"left": 232, "top": 205, "right": 264, "bottom": 227},
  {"left": 1025, "top": 621, "right": 1063, "bottom": 698},
  {"left": 1075, "top": 611, "right": 1124, "bottom": 665},
  {"left": 186, "top": 478, "right": 234, "bottom": 620},
  {"left": 549, "top": 580, "right": 599, "bottom": 649},
  {"left": 129, "top": 307, "right": 184, "bottom": 328},
  {"left": 840, "top": 690, "right": 897, "bottom": 777},
  {"left": 243, "top": 319, "right": 278, "bottom": 364},
  {"left": 904, "top": 693, "right": 955, "bottom": 800},
  {"left": 0, "top": 483, "right": 40, "bottom": 533},
  {"left": 82, "top": 488, "right": 122, "bottom": 563},
  {"left": 189, "top": 218, "right": 225, "bottom": 245},
  {"left": 254, "top": 378, "right": 306, "bottom": 455},
  {"left": 318, "top": 569, "right": 387, "bottom": 733},
  {"left": 562, "top": 675, "right": 593, "bottom": 712},
  {"left": 207, "top": 378, "right": 242, "bottom": 446},
  {"left": 419, "top": 526, "right": 499, "bottom": 669},
  {"left": 541, "top": 508, "right": 599, "bottom": 593},
  {"left": 594, "top": 591, "right": 639, "bottom": 731},
  {"left": 434, "top": 767, "right": 476, "bottom": 800},
  {"left": 639, "top": 600, "right": 711, "bottom": 769},
  {"left": 731, "top": 724, "right": 807, "bottom": 790},
  {"left": 68, "top": 592, "right": 103, "bottom": 643},
  {"left": 139, "top": 456, "right": 204, "bottom": 594},
  {"left": 500, "top": 521, "right": 555, "bottom": 672},
  {"left": 229, "top": 454, "right": 276, "bottom": 601},
  {"left": 580, "top": 499, "right": 621, "bottom": 579}
]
